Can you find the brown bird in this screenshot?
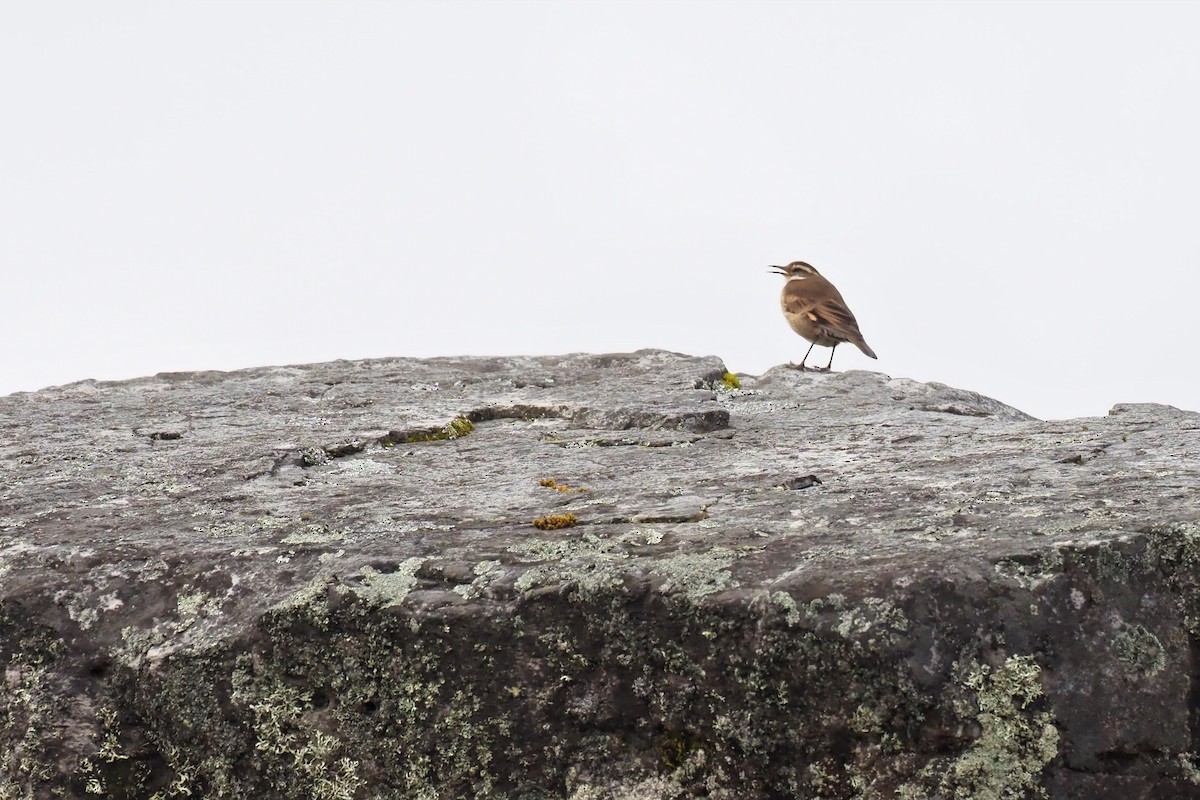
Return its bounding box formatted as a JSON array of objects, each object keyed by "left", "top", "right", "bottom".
[{"left": 770, "top": 260, "right": 877, "bottom": 371}]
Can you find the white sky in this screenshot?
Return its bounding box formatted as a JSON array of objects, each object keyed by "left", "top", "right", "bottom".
[{"left": 2, "top": 1, "right": 1198, "bottom": 420}]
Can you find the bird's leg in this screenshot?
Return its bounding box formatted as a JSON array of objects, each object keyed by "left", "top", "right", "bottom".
[
  {"left": 817, "top": 344, "right": 838, "bottom": 373},
  {"left": 791, "top": 342, "right": 816, "bottom": 371}
]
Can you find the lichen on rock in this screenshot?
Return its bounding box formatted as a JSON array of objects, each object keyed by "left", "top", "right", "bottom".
[{"left": 1, "top": 350, "right": 1199, "bottom": 797}]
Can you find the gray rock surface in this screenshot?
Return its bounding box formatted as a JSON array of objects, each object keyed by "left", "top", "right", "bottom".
[{"left": 2, "top": 349, "right": 1199, "bottom": 798}]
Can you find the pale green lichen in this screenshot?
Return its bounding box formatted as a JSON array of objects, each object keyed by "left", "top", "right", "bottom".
[
  {"left": 351, "top": 559, "right": 425, "bottom": 607},
  {"left": 0, "top": 634, "right": 63, "bottom": 796},
  {"left": 94, "top": 706, "right": 128, "bottom": 763},
  {"left": 511, "top": 534, "right": 629, "bottom": 595},
  {"left": 88, "top": 591, "right": 507, "bottom": 798},
  {"left": 114, "top": 625, "right": 171, "bottom": 668},
  {"left": 513, "top": 536, "right": 738, "bottom": 601},
  {"left": 189, "top": 512, "right": 288, "bottom": 538},
  {"left": 60, "top": 591, "right": 99, "bottom": 631},
  {"left": 1112, "top": 623, "right": 1166, "bottom": 678},
  {"left": 993, "top": 549, "right": 1065, "bottom": 588},
  {"left": 771, "top": 591, "right": 802, "bottom": 626},
  {"left": 271, "top": 573, "right": 336, "bottom": 617},
  {"left": 281, "top": 523, "right": 349, "bottom": 545},
  {"left": 176, "top": 590, "right": 211, "bottom": 621},
  {"left": 236, "top": 672, "right": 364, "bottom": 800},
  {"left": 651, "top": 547, "right": 738, "bottom": 601},
  {"left": 833, "top": 597, "right": 910, "bottom": 647},
  {"left": 78, "top": 706, "right": 133, "bottom": 796},
  {"left": 453, "top": 560, "right": 505, "bottom": 599},
  {"left": 20, "top": 517, "right": 1200, "bottom": 796},
  {"left": 146, "top": 741, "right": 215, "bottom": 800},
  {"left": 1178, "top": 752, "right": 1200, "bottom": 785},
  {"left": 943, "top": 655, "right": 1059, "bottom": 799}
]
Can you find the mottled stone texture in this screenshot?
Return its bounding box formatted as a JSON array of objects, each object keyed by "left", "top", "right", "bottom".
[{"left": 2, "top": 350, "right": 1200, "bottom": 799}]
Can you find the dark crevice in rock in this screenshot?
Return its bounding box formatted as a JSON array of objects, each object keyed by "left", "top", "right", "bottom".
[
  {"left": 640, "top": 437, "right": 702, "bottom": 448},
  {"left": 891, "top": 434, "right": 924, "bottom": 444},
  {"left": 279, "top": 407, "right": 569, "bottom": 474},
  {"left": 916, "top": 403, "right": 994, "bottom": 418},
  {"left": 544, "top": 435, "right": 709, "bottom": 448},
  {"left": 465, "top": 405, "right": 572, "bottom": 423},
  {"left": 614, "top": 510, "right": 709, "bottom": 525},
  {"left": 571, "top": 406, "right": 730, "bottom": 433},
  {"left": 251, "top": 451, "right": 297, "bottom": 479},
  {"left": 603, "top": 497, "right": 715, "bottom": 525},
  {"left": 323, "top": 440, "right": 367, "bottom": 459},
  {"left": 694, "top": 368, "right": 729, "bottom": 388},
  {"left": 269, "top": 401, "right": 729, "bottom": 474},
  {"left": 778, "top": 475, "right": 822, "bottom": 491},
  {"left": 1058, "top": 442, "right": 1115, "bottom": 465}
]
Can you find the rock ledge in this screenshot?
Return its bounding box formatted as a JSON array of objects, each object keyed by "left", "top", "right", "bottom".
[{"left": 2, "top": 350, "right": 1199, "bottom": 798}]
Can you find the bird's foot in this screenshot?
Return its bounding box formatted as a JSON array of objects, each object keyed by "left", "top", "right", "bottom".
[{"left": 787, "top": 362, "right": 814, "bottom": 372}]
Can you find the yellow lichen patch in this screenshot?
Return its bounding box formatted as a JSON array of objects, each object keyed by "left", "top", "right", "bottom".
[
  {"left": 721, "top": 371, "right": 741, "bottom": 390},
  {"left": 532, "top": 513, "right": 579, "bottom": 530},
  {"left": 538, "top": 478, "right": 589, "bottom": 494}
]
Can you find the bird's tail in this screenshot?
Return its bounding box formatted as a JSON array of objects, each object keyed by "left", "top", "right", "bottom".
[{"left": 855, "top": 339, "right": 878, "bottom": 359}]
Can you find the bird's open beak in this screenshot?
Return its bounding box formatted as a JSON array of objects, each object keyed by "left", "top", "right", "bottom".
[{"left": 768, "top": 265, "right": 787, "bottom": 275}]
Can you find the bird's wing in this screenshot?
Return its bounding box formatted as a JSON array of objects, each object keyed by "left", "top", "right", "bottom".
[{"left": 801, "top": 297, "right": 866, "bottom": 343}]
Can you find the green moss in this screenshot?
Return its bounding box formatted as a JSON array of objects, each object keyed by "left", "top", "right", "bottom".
[
  {"left": 382, "top": 416, "right": 475, "bottom": 445},
  {"left": 446, "top": 416, "right": 475, "bottom": 437},
  {"left": 721, "top": 372, "right": 741, "bottom": 390}
]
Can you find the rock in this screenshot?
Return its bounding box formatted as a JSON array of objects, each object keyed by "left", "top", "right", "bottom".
[{"left": 1, "top": 349, "right": 1199, "bottom": 798}]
